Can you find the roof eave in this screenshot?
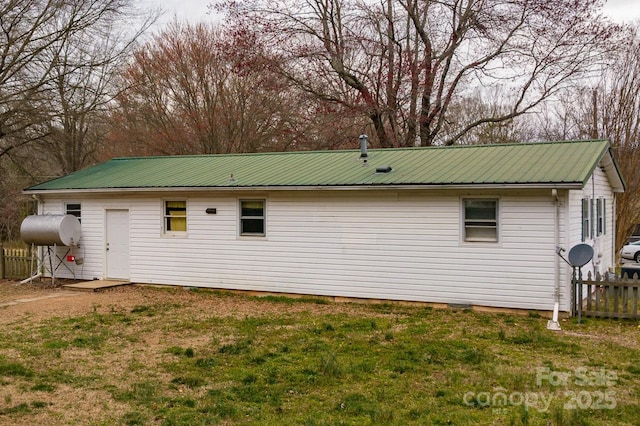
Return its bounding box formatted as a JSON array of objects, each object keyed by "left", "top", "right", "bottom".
[
  {"left": 600, "top": 149, "right": 626, "bottom": 192},
  {"left": 580, "top": 141, "right": 625, "bottom": 193},
  {"left": 23, "top": 182, "right": 586, "bottom": 196}
]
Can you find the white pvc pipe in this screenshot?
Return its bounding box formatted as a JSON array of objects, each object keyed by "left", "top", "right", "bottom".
[
  {"left": 20, "top": 272, "right": 42, "bottom": 285},
  {"left": 552, "top": 302, "right": 559, "bottom": 323}
]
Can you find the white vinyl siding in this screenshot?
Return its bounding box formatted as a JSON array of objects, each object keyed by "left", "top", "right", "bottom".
[
  {"left": 568, "top": 166, "right": 616, "bottom": 280},
  {"left": 40, "top": 189, "right": 565, "bottom": 311}
]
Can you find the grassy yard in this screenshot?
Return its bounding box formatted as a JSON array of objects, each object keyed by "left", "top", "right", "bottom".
[{"left": 0, "top": 286, "right": 639, "bottom": 425}]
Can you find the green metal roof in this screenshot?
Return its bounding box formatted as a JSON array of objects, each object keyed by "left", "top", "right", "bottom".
[{"left": 25, "top": 140, "right": 624, "bottom": 193}]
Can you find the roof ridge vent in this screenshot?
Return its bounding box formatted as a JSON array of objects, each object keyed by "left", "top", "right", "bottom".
[{"left": 376, "top": 165, "right": 392, "bottom": 173}]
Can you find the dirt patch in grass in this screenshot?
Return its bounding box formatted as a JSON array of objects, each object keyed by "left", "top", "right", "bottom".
[
  {"left": 560, "top": 326, "right": 640, "bottom": 351},
  {"left": 0, "top": 279, "right": 638, "bottom": 425},
  {"left": 0, "top": 279, "right": 366, "bottom": 325},
  {"left": 0, "top": 279, "right": 383, "bottom": 425}
]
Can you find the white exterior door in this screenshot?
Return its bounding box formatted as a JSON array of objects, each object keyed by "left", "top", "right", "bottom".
[{"left": 106, "top": 209, "right": 130, "bottom": 280}]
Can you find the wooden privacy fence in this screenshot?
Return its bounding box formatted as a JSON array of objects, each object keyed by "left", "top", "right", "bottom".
[
  {"left": 579, "top": 271, "right": 640, "bottom": 319},
  {"left": 0, "top": 245, "right": 32, "bottom": 279}
]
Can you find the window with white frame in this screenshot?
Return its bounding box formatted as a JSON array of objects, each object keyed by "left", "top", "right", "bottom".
[
  {"left": 164, "top": 200, "right": 187, "bottom": 233},
  {"left": 240, "top": 199, "right": 265, "bottom": 236},
  {"left": 463, "top": 199, "right": 498, "bottom": 242},
  {"left": 582, "top": 198, "right": 591, "bottom": 241},
  {"left": 65, "top": 203, "right": 81, "bottom": 223}
]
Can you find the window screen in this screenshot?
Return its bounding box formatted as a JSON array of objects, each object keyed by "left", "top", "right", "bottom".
[
  {"left": 240, "top": 200, "right": 265, "bottom": 236},
  {"left": 464, "top": 199, "right": 498, "bottom": 242}
]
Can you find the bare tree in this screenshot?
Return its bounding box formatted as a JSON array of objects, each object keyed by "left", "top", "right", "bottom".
[
  {"left": 109, "top": 22, "right": 341, "bottom": 156},
  {"left": 0, "top": 159, "right": 36, "bottom": 241},
  {"left": 536, "top": 24, "right": 640, "bottom": 251},
  {"left": 0, "top": 0, "right": 156, "bottom": 241},
  {"left": 216, "top": 0, "right": 619, "bottom": 147},
  {"left": 439, "top": 88, "right": 536, "bottom": 145},
  {"left": 32, "top": 4, "right": 157, "bottom": 174},
  {"left": 0, "top": 0, "right": 151, "bottom": 159},
  {"left": 592, "top": 29, "right": 640, "bottom": 250}
]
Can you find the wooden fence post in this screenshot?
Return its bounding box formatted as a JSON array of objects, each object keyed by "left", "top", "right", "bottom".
[{"left": 0, "top": 243, "right": 4, "bottom": 279}]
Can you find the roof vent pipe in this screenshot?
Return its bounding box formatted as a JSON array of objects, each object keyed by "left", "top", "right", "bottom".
[{"left": 359, "top": 134, "right": 368, "bottom": 158}]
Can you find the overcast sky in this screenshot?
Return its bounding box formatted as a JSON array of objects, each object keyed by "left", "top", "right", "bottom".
[
  {"left": 148, "top": 0, "right": 640, "bottom": 27},
  {"left": 603, "top": 0, "right": 640, "bottom": 22},
  {"left": 151, "top": 0, "right": 215, "bottom": 26}
]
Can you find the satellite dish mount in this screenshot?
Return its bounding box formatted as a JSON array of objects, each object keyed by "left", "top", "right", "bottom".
[{"left": 556, "top": 243, "right": 594, "bottom": 324}]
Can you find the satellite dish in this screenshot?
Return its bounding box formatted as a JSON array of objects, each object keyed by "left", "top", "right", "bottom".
[{"left": 567, "top": 244, "right": 594, "bottom": 267}]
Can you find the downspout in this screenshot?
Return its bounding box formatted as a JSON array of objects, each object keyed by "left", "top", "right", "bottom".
[
  {"left": 613, "top": 192, "right": 617, "bottom": 268},
  {"left": 553, "top": 189, "right": 561, "bottom": 305},
  {"left": 547, "top": 188, "right": 563, "bottom": 330}
]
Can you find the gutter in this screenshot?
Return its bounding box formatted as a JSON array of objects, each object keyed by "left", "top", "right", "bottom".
[{"left": 23, "top": 182, "right": 587, "bottom": 196}]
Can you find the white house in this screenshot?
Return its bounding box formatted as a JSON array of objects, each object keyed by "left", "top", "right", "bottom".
[{"left": 23, "top": 140, "right": 625, "bottom": 313}]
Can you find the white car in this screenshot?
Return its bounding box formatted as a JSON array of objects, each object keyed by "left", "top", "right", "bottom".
[{"left": 620, "top": 241, "right": 640, "bottom": 262}]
